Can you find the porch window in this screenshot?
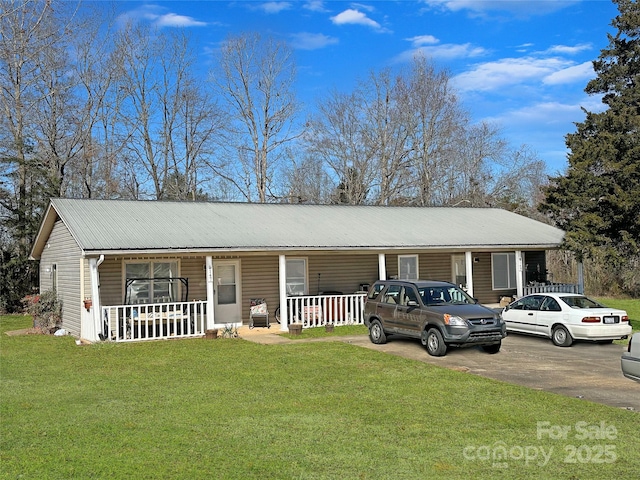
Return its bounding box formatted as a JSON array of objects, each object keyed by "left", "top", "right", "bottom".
[
  {"left": 286, "top": 258, "right": 307, "bottom": 295},
  {"left": 492, "top": 253, "right": 516, "bottom": 290},
  {"left": 398, "top": 255, "right": 418, "bottom": 280},
  {"left": 125, "top": 261, "right": 179, "bottom": 303}
]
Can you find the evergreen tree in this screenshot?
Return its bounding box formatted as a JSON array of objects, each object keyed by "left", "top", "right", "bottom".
[{"left": 540, "top": 0, "right": 640, "bottom": 294}]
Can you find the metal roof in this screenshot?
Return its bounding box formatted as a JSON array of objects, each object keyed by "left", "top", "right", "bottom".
[{"left": 30, "top": 198, "right": 565, "bottom": 258}]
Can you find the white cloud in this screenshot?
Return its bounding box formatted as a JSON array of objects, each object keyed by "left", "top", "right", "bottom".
[
  {"left": 330, "top": 9, "right": 382, "bottom": 29},
  {"left": 117, "top": 6, "right": 206, "bottom": 28},
  {"left": 423, "top": 0, "right": 580, "bottom": 16},
  {"left": 290, "top": 32, "right": 339, "bottom": 50},
  {"left": 543, "top": 61, "right": 594, "bottom": 85},
  {"left": 303, "top": 1, "right": 327, "bottom": 12},
  {"left": 395, "top": 43, "right": 486, "bottom": 63},
  {"left": 453, "top": 57, "right": 571, "bottom": 92},
  {"left": 258, "top": 2, "right": 292, "bottom": 14},
  {"left": 407, "top": 35, "right": 439, "bottom": 47},
  {"left": 544, "top": 43, "right": 592, "bottom": 55},
  {"left": 155, "top": 13, "right": 206, "bottom": 27}
]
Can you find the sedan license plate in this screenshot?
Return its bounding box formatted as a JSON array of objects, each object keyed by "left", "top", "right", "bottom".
[{"left": 603, "top": 316, "right": 618, "bottom": 324}]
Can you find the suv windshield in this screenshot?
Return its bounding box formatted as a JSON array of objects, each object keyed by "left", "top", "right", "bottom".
[{"left": 418, "top": 285, "right": 474, "bottom": 306}]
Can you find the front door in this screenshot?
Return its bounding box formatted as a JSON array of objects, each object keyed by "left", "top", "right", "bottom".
[{"left": 213, "top": 260, "right": 241, "bottom": 325}]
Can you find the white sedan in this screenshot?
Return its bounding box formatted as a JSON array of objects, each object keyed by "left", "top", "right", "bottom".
[{"left": 502, "top": 293, "right": 631, "bottom": 347}]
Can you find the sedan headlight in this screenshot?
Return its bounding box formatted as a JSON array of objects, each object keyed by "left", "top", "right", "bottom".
[{"left": 444, "top": 314, "right": 467, "bottom": 326}]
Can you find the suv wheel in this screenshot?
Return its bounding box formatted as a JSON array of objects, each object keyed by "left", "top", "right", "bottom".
[
  {"left": 552, "top": 325, "right": 573, "bottom": 347},
  {"left": 369, "top": 320, "right": 387, "bottom": 344},
  {"left": 482, "top": 342, "right": 501, "bottom": 354},
  {"left": 425, "top": 328, "right": 447, "bottom": 357}
]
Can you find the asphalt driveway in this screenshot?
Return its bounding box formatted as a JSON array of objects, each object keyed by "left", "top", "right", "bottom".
[{"left": 242, "top": 327, "right": 640, "bottom": 410}]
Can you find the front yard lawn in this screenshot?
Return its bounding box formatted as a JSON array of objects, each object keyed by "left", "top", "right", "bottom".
[
  {"left": 1, "top": 315, "right": 639, "bottom": 479},
  {"left": 595, "top": 297, "right": 640, "bottom": 332}
]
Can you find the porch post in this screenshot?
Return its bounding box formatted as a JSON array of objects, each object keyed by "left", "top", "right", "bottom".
[
  {"left": 206, "top": 256, "right": 215, "bottom": 329},
  {"left": 378, "top": 253, "right": 386, "bottom": 280},
  {"left": 279, "top": 254, "right": 288, "bottom": 331},
  {"left": 577, "top": 260, "right": 584, "bottom": 294},
  {"left": 515, "top": 250, "right": 525, "bottom": 298},
  {"left": 87, "top": 256, "right": 103, "bottom": 342},
  {"left": 465, "top": 251, "right": 474, "bottom": 297}
]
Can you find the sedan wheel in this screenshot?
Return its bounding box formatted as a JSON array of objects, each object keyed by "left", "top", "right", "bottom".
[
  {"left": 552, "top": 325, "right": 573, "bottom": 347},
  {"left": 369, "top": 320, "right": 387, "bottom": 345},
  {"left": 425, "top": 328, "right": 447, "bottom": 357}
]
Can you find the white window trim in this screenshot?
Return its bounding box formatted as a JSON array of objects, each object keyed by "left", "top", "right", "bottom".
[
  {"left": 285, "top": 257, "right": 308, "bottom": 296},
  {"left": 398, "top": 254, "right": 419, "bottom": 280},
  {"left": 122, "top": 259, "right": 181, "bottom": 303},
  {"left": 491, "top": 252, "right": 516, "bottom": 290}
]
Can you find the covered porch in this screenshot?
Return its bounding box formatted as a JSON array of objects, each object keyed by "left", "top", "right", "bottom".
[{"left": 83, "top": 249, "right": 582, "bottom": 342}]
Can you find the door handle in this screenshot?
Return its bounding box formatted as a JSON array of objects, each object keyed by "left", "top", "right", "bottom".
[{"left": 528, "top": 313, "right": 533, "bottom": 316}]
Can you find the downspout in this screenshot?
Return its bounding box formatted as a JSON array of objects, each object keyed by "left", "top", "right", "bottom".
[{"left": 90, "top": 255, "right": 104, "bottom": 342}]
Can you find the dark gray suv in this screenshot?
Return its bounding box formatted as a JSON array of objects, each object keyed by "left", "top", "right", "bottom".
[{"left": 364, "top": 280, "right": 506, "bottom": 356}]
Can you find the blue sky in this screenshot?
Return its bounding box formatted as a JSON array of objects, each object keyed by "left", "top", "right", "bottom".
[{"left": 114, "top": 0, "right": 618, "bottom": 173}]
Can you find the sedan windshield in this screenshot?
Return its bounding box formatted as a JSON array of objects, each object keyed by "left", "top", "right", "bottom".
[
  {"left": 419, "top": 286, "right": 474, "bottom": 306},
  {"left": 560, "top": 296, "right": 604, "bottom": 309}
]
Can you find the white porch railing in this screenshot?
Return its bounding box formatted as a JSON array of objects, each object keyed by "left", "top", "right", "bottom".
[
  {"left": 101, "top": 301, "right": 207, "bottom": 342},
  {"left": 523, "top": 283, "right": 580, "bottom": 296},
  {"left": 286, "top": 293, "right": 367, "bottom": 328}
]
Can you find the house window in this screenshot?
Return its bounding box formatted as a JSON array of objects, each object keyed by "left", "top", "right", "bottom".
[
  {"left": 286, "top": 258, "right": 307, "bottom": 296},
  {"left": 398, "top": 255, "right": 418, "bottom": 280},
  {"left": 492, "top": 253, "right": 516, "bottom": 290},
  {"left": 125, "top": 260, "right": 179, "bottom": 303},
  {"left": 51, "top": 264, "right": 58, "bottom": 292}
]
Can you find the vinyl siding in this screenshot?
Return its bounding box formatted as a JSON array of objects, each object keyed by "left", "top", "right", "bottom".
[
  {"left": 39, "top": 220, "right": 82, "bottom": 336},
  {"left": 240, "top": 255, "right": 279, "bottom": 323}
]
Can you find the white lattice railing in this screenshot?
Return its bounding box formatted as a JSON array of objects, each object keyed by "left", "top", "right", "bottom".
[
  {"left": 100, "top": 301, "right": 207, "bottom": 342},
  {"left": 523, "top": 283, "right": 580, "bottom": 296},
  {"left": 286, "top": 293, "right": 367, "bottom": 328}
]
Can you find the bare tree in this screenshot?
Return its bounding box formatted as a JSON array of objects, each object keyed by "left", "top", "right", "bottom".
[
  {"left": 210, "top": 32, "right": 299, "bottom": 203},
  {"left": 0, "top": 0, "right": 78, "bottom": 310},
  {"left": 305, "top": 88, "right": 376, "bottom": 205},
  {"left": 306, "top": 56, "right": 467, "bottom": 206},
  {"left": 110, "top": 22, "right": 218, "bottom": 200}
]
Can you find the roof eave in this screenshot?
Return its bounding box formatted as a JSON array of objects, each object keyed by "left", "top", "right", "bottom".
[{"left": 80, "top": 242, "right": 564, "bottom": 257}]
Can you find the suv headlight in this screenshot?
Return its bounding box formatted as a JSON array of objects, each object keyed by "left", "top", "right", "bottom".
[{"left": 443, "top": 314, "right": 467, "bottom": 326}]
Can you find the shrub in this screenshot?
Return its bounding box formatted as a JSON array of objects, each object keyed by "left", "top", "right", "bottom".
[{"left": 22, "top": 290, "right": 62, "bottom": 333}]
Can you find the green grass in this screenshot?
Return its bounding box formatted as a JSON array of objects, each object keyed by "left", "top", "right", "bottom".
[
  {"left": 2, "top": 315, "right": 639, "bottom": 479},
  {"left": 283, "top": 324, "right": 368, "bottom": 339},
  {"left": 595, "top": 297, "right": 640, "bottom": 332}
]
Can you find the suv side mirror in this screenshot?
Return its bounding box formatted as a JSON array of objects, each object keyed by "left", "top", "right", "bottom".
[{"left": 407, "top": 300, "right": 419, "bottom": 307}]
